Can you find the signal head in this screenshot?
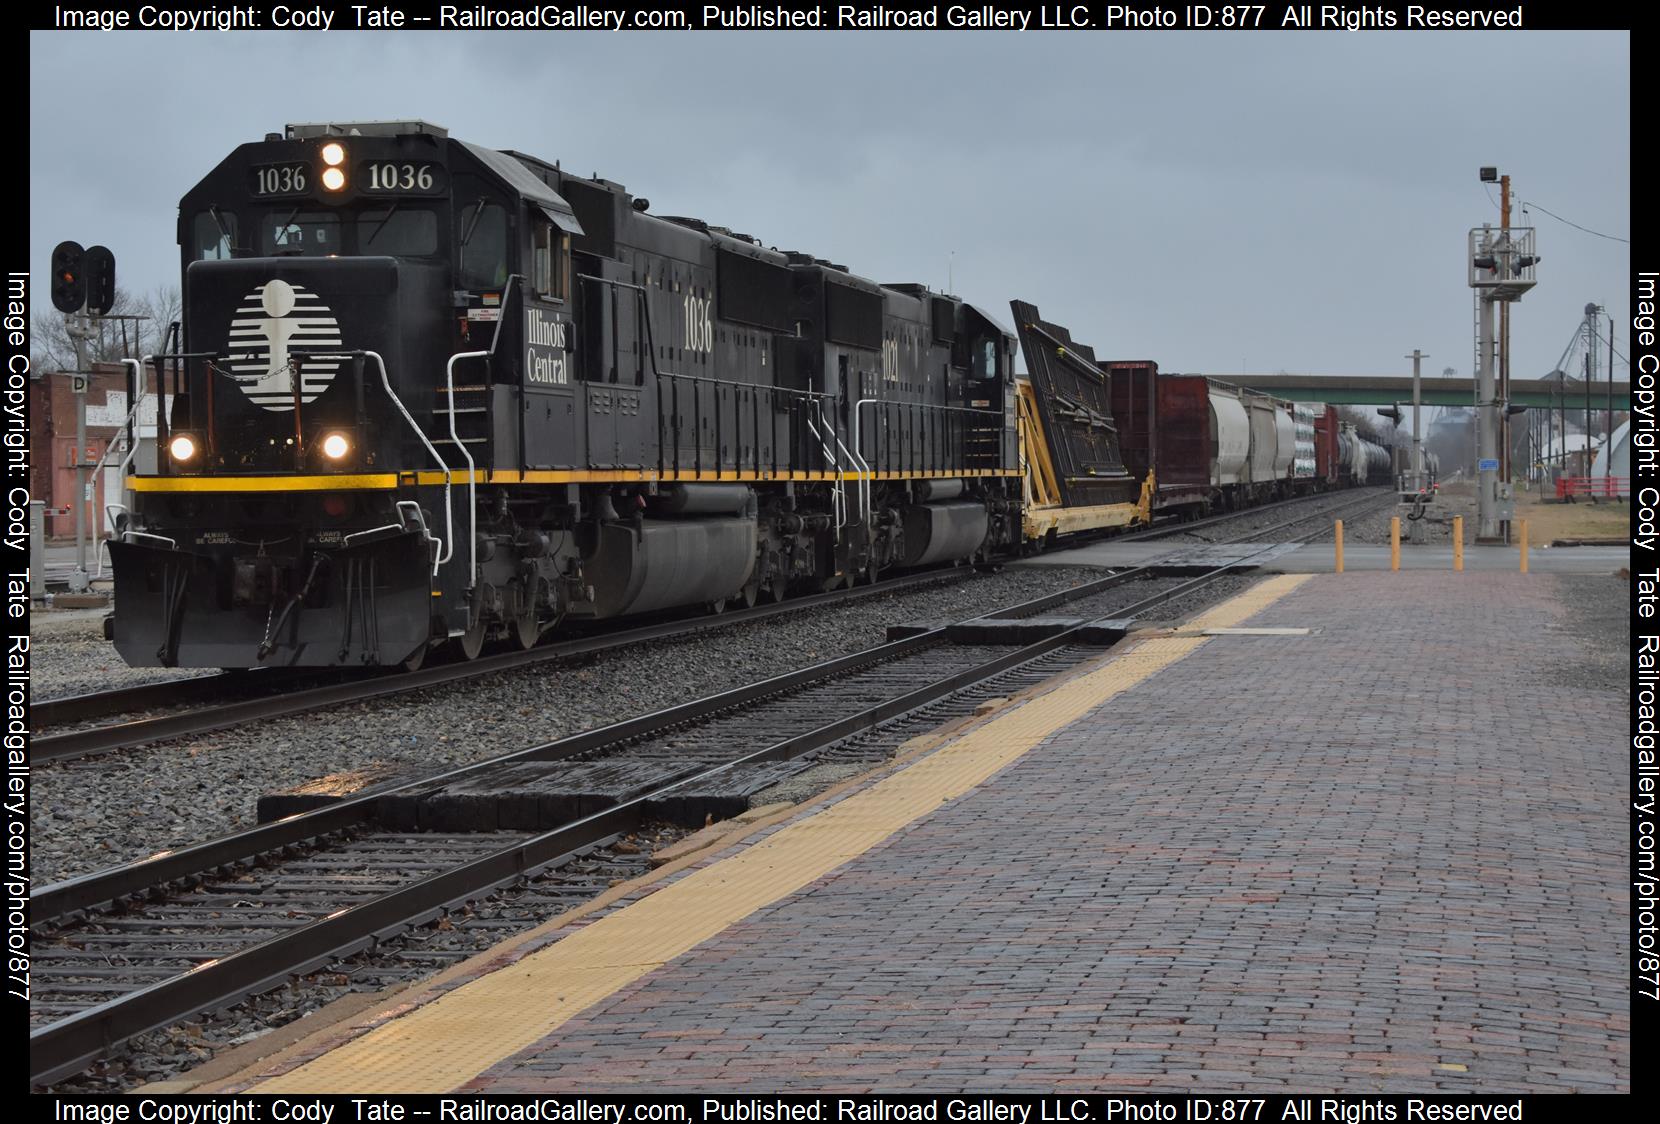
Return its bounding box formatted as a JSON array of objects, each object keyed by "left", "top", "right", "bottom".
[
  {"left": 50, "top": 240, "right": 86, "bottom": 313},
  {"left": 84, "top": 245, "right": 116, "bottom": 316}
]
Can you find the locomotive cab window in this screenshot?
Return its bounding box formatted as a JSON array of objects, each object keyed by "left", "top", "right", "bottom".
[
  {"left": 530, "top": 216, "right": 569, "bottom": 302},
  {"left": 263, "top": 211, "right": 340, "bottom": 256},
  {"left": 970, "top": 337, "right": 999, "bottom": 381},
  {"left": 358, "top": 206, "right": 439, "bottom": 257},
  {"left": 457, "top": 198, "right": 509, "bottom": 290},
  {"left": 192, "top": 211, "right": 239, "bottom": 260}
]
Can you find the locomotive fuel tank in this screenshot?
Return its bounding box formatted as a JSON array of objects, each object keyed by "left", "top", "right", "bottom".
[
  {"left": 897, "top": 501, "right": 990, "bottom": 568},
  {"left": 585, "top": 515, "right": 758, "bottom": 618}
]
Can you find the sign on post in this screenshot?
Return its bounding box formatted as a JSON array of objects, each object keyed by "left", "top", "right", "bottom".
[{"left": 1478, "top": 458, "right": 1500, "bottom": 472}]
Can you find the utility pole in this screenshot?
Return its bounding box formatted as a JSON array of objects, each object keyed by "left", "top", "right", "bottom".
[
  {"left": 1498, "top": 175, "right": 1511, "bottom": 534},
  {"left": 1585, "top": 304, "right": 1598, "bottom": 479},
  {"left": 1407, "top": 349, "right": 1428, "bottom": 543},
  {"left": 1608, "top": 313, "right": 1617, "bottom": 483},
  {"left": 1469, "top": 167, "right": 1538, "bottom": 542}
]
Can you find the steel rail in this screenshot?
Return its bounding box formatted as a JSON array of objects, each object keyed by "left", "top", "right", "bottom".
[
  {"left": 1118, "top": 485, "right": 1392, "bottom": 543},
  {"left": 29, "top": 626, "right": 1083, "bottom": 1085},
  {"left": 32, "top": 568, "right": 969, "bottom": 761}
]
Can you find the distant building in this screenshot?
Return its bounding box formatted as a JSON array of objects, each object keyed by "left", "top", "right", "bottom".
[{"left": 30, "top": 362, "right": 159, "bottom": 541}]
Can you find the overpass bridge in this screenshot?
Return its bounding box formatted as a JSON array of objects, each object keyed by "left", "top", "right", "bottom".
[{"left": 1201, "top": 373, "right": 1630, "bottom": 411}]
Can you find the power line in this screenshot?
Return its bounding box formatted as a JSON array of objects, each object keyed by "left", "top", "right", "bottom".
[{"left": 1519, "top": 200, "right": 1629, "bottom": 244}]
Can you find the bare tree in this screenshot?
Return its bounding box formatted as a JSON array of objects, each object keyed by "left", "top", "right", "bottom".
[
  {"left": 1335, "top": 405, "right": 1389, "bottom": 444},
  {"left": 31, "top": 284, "right": 181, "bottom": 372}
]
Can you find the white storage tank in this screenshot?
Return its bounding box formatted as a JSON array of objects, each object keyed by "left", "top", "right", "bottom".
[
  {"left": 1589, "top": 421, "right": 1631, "bottom": 496},
  {"left": 1208, "top": 384, "right": 1250, "bottom": 486}
]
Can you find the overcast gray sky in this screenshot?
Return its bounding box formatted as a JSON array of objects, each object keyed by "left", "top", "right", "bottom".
[{"left": 30, "top": 30, "right": 1630, "bottom": 382}]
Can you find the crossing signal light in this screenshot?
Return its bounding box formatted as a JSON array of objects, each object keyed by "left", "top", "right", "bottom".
[
  {"left": 1472, "top": 255, "right": 1496, "bottom": 271},
  {"left": 1377, "top": 405, "right": 1403, "bottom": 425},
  {"left": 84, "top": 245, "right": 116, "bottom": 316},
  {"left": 50, "top": 240, "right": 85, "bottom": 313},
  {"left": 1514, "top": 255, "right": 1539, "bottom": 270}
]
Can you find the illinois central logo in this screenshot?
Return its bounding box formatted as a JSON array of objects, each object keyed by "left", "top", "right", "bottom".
[{"left": 226, "top": 280, "right": 344, "bottom": 411}]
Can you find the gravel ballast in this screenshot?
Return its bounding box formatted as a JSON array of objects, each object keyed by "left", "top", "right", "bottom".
[
  {"left": 31, "top": 565, "right": 1108, "bottom": 884},
  {"left": 31, "top": 608, "right": 215, "bottom": 700}
]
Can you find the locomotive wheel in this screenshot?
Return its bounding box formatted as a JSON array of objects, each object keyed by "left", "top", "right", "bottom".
[
  {"left": 767, "top": 579, "right": 786, "bottom": 604},
  {"left": 457, "top": 592, "right": 491, "bottom": 661},
  {"left": 507, "top": 578, "right": 539, "bottom": 650},
  {"left": 459, "top": 615, "right": 488, "bottom": 661},
  {"left": 401, "top": 643, "right": 428, "bottom": 673}
]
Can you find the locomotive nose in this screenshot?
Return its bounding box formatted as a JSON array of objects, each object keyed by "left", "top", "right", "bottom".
[{"left": 184, "top": 255, "right": 451, "bottom": 473}]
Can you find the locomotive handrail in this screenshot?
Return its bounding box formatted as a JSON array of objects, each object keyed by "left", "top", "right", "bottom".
[
  {"left": 852, "top": 397, "right": 1006, "bottom": 480},
  {"left": 367, "top": 348, "right": 450, "bottom": 575},
  {"left": 447, "top": 350, "right": 491, "bottom": 591},
  {"left": 115, "top": 359, "right": 153, "bottom": 478},
  {"left": 297, "top": 349, "right": 451, "bottom": 576},
  {"left": 803, "top": 410, "right": 844, "bottom": 537},
  {"left": 84, "top": 359, "right": 161, "bottom": 581}
]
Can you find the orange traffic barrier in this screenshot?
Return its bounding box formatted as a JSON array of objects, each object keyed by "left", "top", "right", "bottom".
[
  {"left": 1520, "top": 519, "right": 1529, "bottom": 574},
  {"left": 1334, "top": 520, "right": 1344, "bottom": 573},
  {"left": 1453, "top": 516, "right": 1464, "bottom": 572},
  {"left": 1390, "top": 517, "right": 1400, "bottom": 571}
]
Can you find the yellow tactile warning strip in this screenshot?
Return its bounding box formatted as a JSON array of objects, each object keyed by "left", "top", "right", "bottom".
[{"left": 254, "top": 574, "right": 1313, "bottom": 1093}]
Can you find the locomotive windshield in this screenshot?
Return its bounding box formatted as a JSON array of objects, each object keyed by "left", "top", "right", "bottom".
[
  {"left": 264, "top": 210, "right": 340, "bottom": 255},
  {"left": 245, "top": 205, "right": 443, "bottom": 258},
  {"left": 191, "top": 211, "right": 239, "bottom": 260}
]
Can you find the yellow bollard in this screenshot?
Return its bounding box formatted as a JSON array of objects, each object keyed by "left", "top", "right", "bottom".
[
  {"left": 1520, "top": 519, "right": 1529, "bottom": 574},
  {"left": 1390, "top": 517, "right": 1400, "bottom": 571},
  {"left": 1453, "top": 516, "right": 1464, "bottom": 572},
  {"left": 1334, "top": 520, "right": 1344, "bottom": 573}
]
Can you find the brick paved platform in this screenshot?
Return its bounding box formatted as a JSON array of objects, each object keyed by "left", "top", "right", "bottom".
[{"left": 244, "top": 573, "right": 1628, "bottom": 1094}]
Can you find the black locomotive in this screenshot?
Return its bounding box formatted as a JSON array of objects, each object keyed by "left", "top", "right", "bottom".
[{"left": 110, "top": 121, "right": 1024, "bottom": 668}]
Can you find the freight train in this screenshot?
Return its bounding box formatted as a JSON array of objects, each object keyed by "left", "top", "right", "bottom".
[
  {"left": 104, "top": 120, "right": 1398, "bottom": 670},
  {"left": 1097, "top": 361, "right": 1423, "bottom": 529}
]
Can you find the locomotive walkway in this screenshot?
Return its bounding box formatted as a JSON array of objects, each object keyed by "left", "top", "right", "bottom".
[{"left": 198, "top": 572, "right": 1627, "bottom": 1094}]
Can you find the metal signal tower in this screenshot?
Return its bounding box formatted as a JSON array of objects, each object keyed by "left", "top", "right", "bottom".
[{"left": 1469, "top": 168, "right": 1538, "bottom": 542}]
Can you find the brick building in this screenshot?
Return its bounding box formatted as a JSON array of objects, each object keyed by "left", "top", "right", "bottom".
[{"left": 30, "top": 360, "right": 159, "bottom": 541}]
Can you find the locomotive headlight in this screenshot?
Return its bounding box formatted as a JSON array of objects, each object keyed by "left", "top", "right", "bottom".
[
  {"left": 321, "top": 166, "right": 347, "bottom": 192},
  {"left": 320, "top": 142, "right": 346, "bottom": 167},
  {"left": 320, "top": 432, "right": 351, "bottom": 461},
  {"left": 168, "top": 434, "right": 198, "bottom": 463}
]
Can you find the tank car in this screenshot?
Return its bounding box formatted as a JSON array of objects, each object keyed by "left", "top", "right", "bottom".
[{"left": 108, "top": 121, "right": 1021, "bottom": 668}]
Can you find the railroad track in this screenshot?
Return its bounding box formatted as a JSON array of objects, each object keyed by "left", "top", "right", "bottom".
[
  {"left": 29, "top": 492, "right": 1390, "bottom": 1086},
  {"left": 1118, "top": 484, "right": 1394, "bottom": 543},
  {"left": 31, "top": 568, "right": 973, "bottom": 763},
  {"left": 34, "top": 488, "right": 1387, "bottom": 765}
]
